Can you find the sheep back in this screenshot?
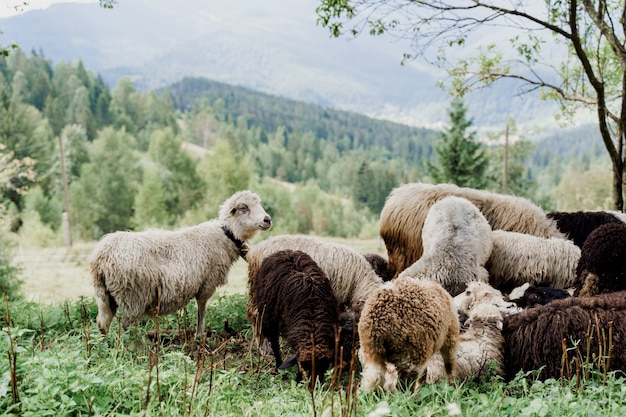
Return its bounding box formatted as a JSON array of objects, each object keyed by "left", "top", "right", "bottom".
[
  {"left": 547, "top": 210, "right": 623, "bottom": 248},
  {"left": 358, "top": 278, "right": 459, "bottom": 391},
  {"left": 398, "top": 196, "right": 493, "bottom": 296},
  {"left": 486, "top": 229, "right": 581, "bottom": 293},
  {"left": 379, "top": 182, "right": 563, "bottom": 279},
  {"left": 502, "top": 291, "right": 626, "bottom": 381}
]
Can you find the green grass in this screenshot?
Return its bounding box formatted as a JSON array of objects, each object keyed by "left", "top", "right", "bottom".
[{"left": 2, "top": 294, "right": 626, "bottom": 416}]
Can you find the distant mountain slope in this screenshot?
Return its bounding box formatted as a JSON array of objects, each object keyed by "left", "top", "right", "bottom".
[
  {"left": 0, "top": 0, "right": 560, "bottom": 128},
  {"left": 167, "top": 76, "right": 439, "bottom": 155}
]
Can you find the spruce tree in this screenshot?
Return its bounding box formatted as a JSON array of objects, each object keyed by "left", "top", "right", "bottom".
[{"left": 428, "top": 99, "right": 488, "bottom": 189}]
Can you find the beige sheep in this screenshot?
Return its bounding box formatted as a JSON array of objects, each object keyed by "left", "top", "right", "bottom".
[
  {"left": 453, "top": 281, "right": 520, "bottom": 322},
  {"left": 91, "top": 190, "right": 272, "bottom": 335},
  {"left": 487, "top": 229, "right": 581, "bottom": 293},
  {"left": 379, "top": 182, "right": 564, "bottom": 279},
  {"left": 398, "top": 196, "right": 493, "bottom": 296},
  {"left": 358, "top": 278, "right": 459, "bottom": 393},
  {"left": 425, "top": 303, "right": 505, "bottom": 383}
]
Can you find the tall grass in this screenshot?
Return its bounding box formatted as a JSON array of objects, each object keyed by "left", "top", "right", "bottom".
[{"left": 2, "top": 293, "right": 626, "bottom": 416}]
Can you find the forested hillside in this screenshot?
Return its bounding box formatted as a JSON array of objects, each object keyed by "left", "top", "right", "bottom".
[
  {"left": 0, "top": 49, "right": 612, "bottom": 248},
  {"left": 167, "top": 77, "right": 438, "bottom": 162}
]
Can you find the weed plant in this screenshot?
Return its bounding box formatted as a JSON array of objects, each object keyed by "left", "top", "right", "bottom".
[{"left": 2, "top": 293, "right": 626, "bottom": 416}]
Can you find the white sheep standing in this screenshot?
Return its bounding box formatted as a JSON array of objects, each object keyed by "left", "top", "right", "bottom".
[
  {"left": 398, "top": 196, "right": 493, "bottom": 296},
  {"left": 246, "top": 234, "right": 385, "bottom": 343},
  {"left": 91, "top": 190, "right": 272, "bottom": 335},
  {"left": 486, "top": 229, "right": 581, "bottom": 293},
  {"left": 424, "top": 303, "right": 505, "bottom": 383},
  {"left": 358, "top": 278, "right": 459, "bottom": 393}
]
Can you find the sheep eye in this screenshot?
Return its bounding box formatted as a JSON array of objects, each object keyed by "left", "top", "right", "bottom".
[
  {"left": 465, "top": 290, "right": 471, "bottom": 296},
  {"left": 237, "top": 205, "right": 249, "bottom": 214}
]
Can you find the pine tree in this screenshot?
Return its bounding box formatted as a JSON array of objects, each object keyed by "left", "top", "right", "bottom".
[{"left": 428, "top": 99, "right": 488, "bottom": 189}]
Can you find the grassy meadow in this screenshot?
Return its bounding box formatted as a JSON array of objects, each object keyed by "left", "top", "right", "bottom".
[{"left": 2, "top": 239, "right": 626, "bottom": 416}]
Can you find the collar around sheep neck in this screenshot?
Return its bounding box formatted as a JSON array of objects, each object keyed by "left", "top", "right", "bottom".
[{"left": 222, "top": 226, "right": 249, "bottom": 260}]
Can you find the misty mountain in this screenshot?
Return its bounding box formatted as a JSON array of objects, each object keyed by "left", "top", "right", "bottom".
[{"left": 1, "top": 0, "right": 560, "bottom": 128}]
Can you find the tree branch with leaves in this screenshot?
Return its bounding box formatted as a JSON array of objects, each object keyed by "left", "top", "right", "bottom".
[{"left": 317, "top": 0, "right": 626, "bottom": 210}]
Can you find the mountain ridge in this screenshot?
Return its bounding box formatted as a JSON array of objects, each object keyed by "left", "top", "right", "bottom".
[{"left": 1, "top": 0, "right": 560, "bottom": 129}]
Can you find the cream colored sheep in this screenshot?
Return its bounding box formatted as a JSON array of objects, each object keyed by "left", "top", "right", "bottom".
[
  {"left": 425, "top": 303, "right": 505, "bottom": 383},
  {"left": 398, "top": 196, "right": 493, "bottom": 296},
  {"left": 246, "top": 234, "right": 384, "bottom": 344},
  {"left": 91, "top": 190, "right": 272, "bottom": 335},
  {"left": 486, "top": 229, "right": 581, "bottom": 293},
  {"left": 358, "top": 278, "right": 459, "bottom": 393},
  {"left": 379, "top": 182, "right": 564, "bottom": 279},
  {"left": 453, "top": 281, "right": 520, "bottom": 322}
]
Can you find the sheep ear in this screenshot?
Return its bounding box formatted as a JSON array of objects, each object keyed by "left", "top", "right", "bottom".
[{"left": 279, "top": 354, "right": 298, "bottom": 370}]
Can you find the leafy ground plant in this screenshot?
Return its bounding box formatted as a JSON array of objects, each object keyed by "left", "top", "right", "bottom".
[{"left": 2, "top": 293, "right": 626, "bottom": 416}]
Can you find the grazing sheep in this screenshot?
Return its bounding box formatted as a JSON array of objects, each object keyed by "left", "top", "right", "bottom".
[
  {"left": 547, "top": 210, "right": 624, "bottom": 248},
  {"left": 486, "top": 230, "right": 581, "bottom": 293},
  {"left": 507, "top": 283, "right": 572, "bottom": 308},
  {"left": 379, "top": 182, "right": 564, "bottom": 279},
  {"left": 577, "top": 222, "right": 626, "bottom": 296},
  {"left": 363, "top": 253, "right": 392, "bottom": 282},
  {"left": 358, "top": 278, "right": 459, "bottom": 393},
  {"left": 502, "top": 291, "right": 626, "bottom": 381},
  {"left": 397, "top": 196, "right": 493, "bottom": 296},
  {"left": 246, "top": 234, "right": 384, "bottom": 345},
  {"left": 251, "top": 250, "right": 339, "bottom": 388},
  {"left": 91, "top": 190, "right": 272, "bottom": 335},
  {"left": 425, "top": 303, "right": 505, "bottom": 383}
]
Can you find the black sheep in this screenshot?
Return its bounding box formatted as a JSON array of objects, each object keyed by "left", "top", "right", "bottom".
[
  {"left": 577, "top": 222, "right": 626, "bottom": 296},
  {"left": 507, "top": 283, "right": 571, "bottom": 308},
  {"left": 251, "top": 249, "right": 340, "bottom": 388},
  {"left": 503, "top": 291, "right": 626, "bottom": 381},
  {"left": 547, "top": 210, "right": 624, "bottom": 248}
]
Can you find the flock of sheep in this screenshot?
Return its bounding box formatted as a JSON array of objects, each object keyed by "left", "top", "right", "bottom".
[{"left": 89, "top": 183, "right": 626, "bottom": 392}]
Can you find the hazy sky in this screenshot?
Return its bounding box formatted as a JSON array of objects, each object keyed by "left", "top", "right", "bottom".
[{"left": 0, "top": 0, "right": 96, "bottom": 18}]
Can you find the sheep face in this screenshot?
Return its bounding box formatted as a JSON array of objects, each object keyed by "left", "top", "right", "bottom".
[
  {"left": 220, "top": 190, "right": 272, "bottom": 241},
  {"left": 454, "top": 281, "right": 518, "bottom": 320}
]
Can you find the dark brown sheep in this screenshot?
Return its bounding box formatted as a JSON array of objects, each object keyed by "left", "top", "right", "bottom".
[
  {"left": 251, "top": 249, "right": 340, "bottom": 388},
  {"left": 577, "top": 222, "right": 626, "bottom": 296},
  {"left": 502, "top": 291, "right": 626, "bottom": 381},
  {"left": 362, "top": 253, "right": 392, "bottom": 282},
  {"left": 547, "top": 210, "right": 624, "bottom": 248}
]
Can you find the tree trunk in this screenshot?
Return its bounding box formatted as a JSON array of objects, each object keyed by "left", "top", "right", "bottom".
[{"left": 612, "top": 156, "right": 624, "bottom": 212}]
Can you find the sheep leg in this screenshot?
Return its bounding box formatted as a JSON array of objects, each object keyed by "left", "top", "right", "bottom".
[
  {"left": 441, "top": 330, "right": 458, "bottom": 385},
  {"left": 95, "top": 294, "right": 115, "bottom": 334},
  {"left": 268, "top": 333, "right": 283, "bottom": 370},
  {"left": 195, "top": 296, "right": 209, "bottom": 335},
  {"left": 359, "top": 349, "right": 387, "bottom": 392}
]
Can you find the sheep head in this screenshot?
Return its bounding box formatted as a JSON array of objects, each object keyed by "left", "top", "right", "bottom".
[{"left": 219, "top": 190, "right": 272, "bottom": 242}]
